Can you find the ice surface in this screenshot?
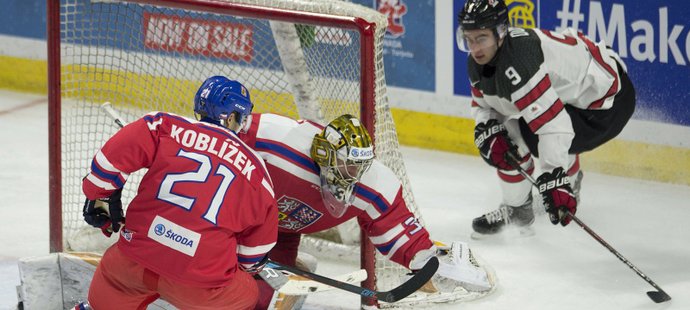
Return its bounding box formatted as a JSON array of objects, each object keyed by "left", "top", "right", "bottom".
[{"left": 1, "top": 90, "right": 687, "bottom": 309}]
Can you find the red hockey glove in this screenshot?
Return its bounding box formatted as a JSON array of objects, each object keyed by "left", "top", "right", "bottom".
[
  {"left": 537, "top": 167, "right": 577, "bottom": 226},
  {"left": 474, "top": 119, "right": 519, "bottom": 171},
  {"left": 83, "top": 189, "right": 125, "bottom": 237}
]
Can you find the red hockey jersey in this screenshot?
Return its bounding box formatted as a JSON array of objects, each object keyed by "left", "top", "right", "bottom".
[
  {"left": 82, "top": 112, "right": 278, "bottom": 288},
  {"left": 239, "top": 113, "right": 433, "bottom": 268}
]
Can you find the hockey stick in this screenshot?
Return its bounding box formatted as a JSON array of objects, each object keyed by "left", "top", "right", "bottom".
[
  {"left": 505, "top": 153, "right": 671, "bottom": 303},
  {"left": 258, "top": 267, "right": 368, "bottom": 295},
  {"left": 264, "top": 257, "right": 439, "bottom": 303},
  {"left": 101, "top": 102, "right": 128, "bottom": 128}
]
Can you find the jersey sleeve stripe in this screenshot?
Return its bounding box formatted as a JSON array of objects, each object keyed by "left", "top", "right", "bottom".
[
  {"left": 255, "top": 139, "right": 319, "bottom": 174},
  {"left": 94, "top": 150, "right": 119, "bottom": 172},
  {"left": 369, "top": 224, "right": 404, "bottom": 245},
  {"left": 142, "top": 112, "right": 164, "bottom": 123},
  {"left": 354, "top": 184, "right": 391, "bottom": 214},
  {"left": 375, "top": 235, "right": 409, "bottom": 258},
  {"left": 90, "top": 162, "right": 125, "bottom": 188},
  {"left": 237, "top": 254, "right": 266, "bottom": 266},
  {"left": 579, "top": 33, "right": 619, "bottom": 109},
  {"left": 528, "top": 99, "right": 565, "bottom": 132},
  {"left": 515, "top": 75, "right": 551, "bottom": 111},
  {"left": 85, "top": 173, "right": 117, "bottom": 191},
  {"left": 354, "top": 196, "right": 382, "bottom": 220},
  {"left": 89, "top": 163, "right": 125, "bottom": 188},
  {"left": 471, "top": 100, "right": 479, "bottom": 107},
  {"left": 91, "top": 153, "right": 128, "bottom": 188},
  {"left": 237, "top": 242, "right": 276, "bottom": 256}
]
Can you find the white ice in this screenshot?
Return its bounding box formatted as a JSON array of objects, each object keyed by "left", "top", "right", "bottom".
[{"left": 1, "top": 90, "right": 688, "bottom": 309}]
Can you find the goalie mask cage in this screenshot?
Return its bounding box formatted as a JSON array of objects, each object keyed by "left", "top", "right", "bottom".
[{"left": 48, "top": 0, "right": 464, "bottom": 307}]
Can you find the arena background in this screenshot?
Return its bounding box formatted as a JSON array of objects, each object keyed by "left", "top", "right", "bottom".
[{"left": 1, "top": 0, "right": 689, "bottom": 185}]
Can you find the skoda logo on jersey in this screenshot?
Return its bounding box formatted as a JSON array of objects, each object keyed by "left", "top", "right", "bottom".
[
  {"left": 154, "top": 224, "right": 166, "bottom": 236},
  {"left": 148, "top": 215, "right": 201, "bottom": 257}
]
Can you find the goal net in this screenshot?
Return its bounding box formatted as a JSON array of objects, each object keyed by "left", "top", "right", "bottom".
[{"left": 48, "top": 0, "right": 477, "bottom": 307}]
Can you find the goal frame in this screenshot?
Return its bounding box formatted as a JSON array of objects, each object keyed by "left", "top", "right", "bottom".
[{"left": 48, "top": 0, "right": 379, "bottom": 305}]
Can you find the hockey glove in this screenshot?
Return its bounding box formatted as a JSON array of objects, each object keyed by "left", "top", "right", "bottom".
[
  {"left": 474, "top": 119, "right": 520, "bottom": 171},
  {"left": 410, "top": 241, "right": 492, "bottom": 293},
  {"left": 83, "top": 188, "right": 125, "bottom": 237},
  {"left": 537, "top": 167, "right": 577, "bottom": 226}
]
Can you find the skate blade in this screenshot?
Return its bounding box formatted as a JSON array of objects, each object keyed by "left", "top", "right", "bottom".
[{"left": 470, "top": 226, "right": 535, "bottom": 240}]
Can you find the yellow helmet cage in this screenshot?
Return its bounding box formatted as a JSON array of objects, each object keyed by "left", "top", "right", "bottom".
[
  {"left": 311, "top": 114, "right": 374, "bottom": 172},
  {"left": 311, "top": 114, "right": 374, "bottom": 216}
]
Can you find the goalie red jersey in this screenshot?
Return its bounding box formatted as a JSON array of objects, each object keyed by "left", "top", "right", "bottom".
[
  {"left": 239, "top": 113, "right": 433, "bottom": 268},
  {"left": 82, "top": 112, "right": 278, "bottom": 288}
]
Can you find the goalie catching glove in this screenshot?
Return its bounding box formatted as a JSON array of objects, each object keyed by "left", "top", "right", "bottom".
[
  {"left": 409, "top": 241, "right": 493, "bottom": 293},
  {"left": 82, "top": 188, "right": 125, "bottom": 237}
]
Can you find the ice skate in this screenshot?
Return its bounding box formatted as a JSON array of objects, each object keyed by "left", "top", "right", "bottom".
[{"left": 471, "top": 197, "right": 534, "bottom": 239}]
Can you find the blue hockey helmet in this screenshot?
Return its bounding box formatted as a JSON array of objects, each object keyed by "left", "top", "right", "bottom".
[{"left": 194, "top": 76, "right": 253, "bottom": 128}]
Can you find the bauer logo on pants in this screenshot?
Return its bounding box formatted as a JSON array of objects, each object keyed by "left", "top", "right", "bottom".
[{"left": 148, "top": 215, "right": 201, "bottom": 256}]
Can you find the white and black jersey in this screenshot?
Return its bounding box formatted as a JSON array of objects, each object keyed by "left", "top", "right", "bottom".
[{"left": 468, "top": 27, "right": 626, "bottom": 172}]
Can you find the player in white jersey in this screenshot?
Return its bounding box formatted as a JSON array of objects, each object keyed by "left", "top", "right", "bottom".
[{"left": 457, "top": 0, "right": 636, "bottom": 236}]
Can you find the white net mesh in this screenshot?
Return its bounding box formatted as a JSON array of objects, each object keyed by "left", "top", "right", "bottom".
[{"left": 55, "top": 0, "right": 448, "bottom": 306}]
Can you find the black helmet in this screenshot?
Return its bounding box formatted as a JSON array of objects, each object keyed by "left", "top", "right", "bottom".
[{"left": 458, "top": 0, "right": 509, "bottom": 32}]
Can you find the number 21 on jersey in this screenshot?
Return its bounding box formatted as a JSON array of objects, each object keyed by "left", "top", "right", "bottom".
[{"left": 158, "top": 149, "right": 236, "bottom": 225}]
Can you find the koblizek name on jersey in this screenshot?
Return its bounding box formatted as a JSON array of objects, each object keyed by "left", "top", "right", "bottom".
[
  {"left": 169, "top": 123, "right": 257, "bottom": 180},
  {"left": 148, "top": 215, "right": 201, "bottom": 256},
  {"left": 567, "top": 2, "right": 690, "bottom": 65}
]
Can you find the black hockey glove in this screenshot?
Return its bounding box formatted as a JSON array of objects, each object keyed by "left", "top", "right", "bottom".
[
  {"left": 83, "top": 188, "right": 125, "bottom": 237},
  {"left": 537, "top": 167, "right": 577, "bottom": 226},
  {"left": 474, "top": 119, "right": 520, "bottom": 170}
]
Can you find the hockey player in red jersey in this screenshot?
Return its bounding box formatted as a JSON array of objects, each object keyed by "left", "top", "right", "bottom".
[
  {"left": 79, "top": 76, "right": 278, "bottom": 309},
  {"left": 457, "top": 0, "right": 636, "bottom": 237},
  {"left": 239, "top": 113, "right": 495, "bottom": 309}
]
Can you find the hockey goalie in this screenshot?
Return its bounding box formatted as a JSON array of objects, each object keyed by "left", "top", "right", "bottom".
[{"left": 17, "top": 79, "right": 497, "bottom": 309}]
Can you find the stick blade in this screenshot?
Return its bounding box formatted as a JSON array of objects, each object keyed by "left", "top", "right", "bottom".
[
  {"left": 379, "top": 256, "right": 439, "bottom": 303},
  {"left": 647, "top": 290, "right": 671, "bottom": 303}
]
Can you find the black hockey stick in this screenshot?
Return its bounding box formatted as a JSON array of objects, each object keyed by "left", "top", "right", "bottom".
[
  {"left": 505, "top": 153, "right": 671, "bottom": 303},
  {"left": 264, "top": 257, "right": 439, "bottom": 303}
]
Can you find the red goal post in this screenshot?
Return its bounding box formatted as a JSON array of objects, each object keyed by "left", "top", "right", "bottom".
[{"left": 48, "top": 0, "right": 428, "bottom": 307}]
